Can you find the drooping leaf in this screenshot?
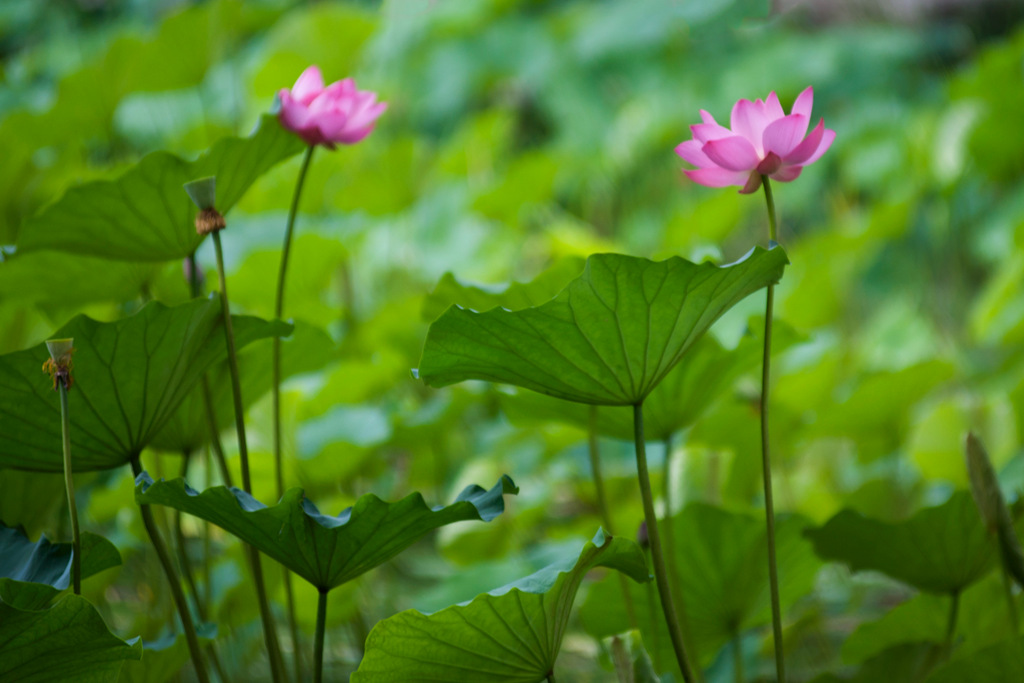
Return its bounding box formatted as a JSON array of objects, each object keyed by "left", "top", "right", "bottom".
[
  {"left": 580, "top": 504, "right": 819, "bottom": 670},
  {"left": 0, "top": 297, "right": 291, "bottom": 472},
  {"left": 0, "top": 523, "right": 122, "bottom": 609},
  {"left": 0, "top": 594, "right": 142, "bottom": 682},
  {"left": 925, "top": 635, "right": 1024, "bottom": 682},
  {"left": 17, "top": 114, "right": 304, "bottom": 262},
  {"left": 149, "top": 320, "right": 336, "bottom": 453},
  {"left": 134, "top": 473, "right": 518, "bottom": 591},
  {"left": 352, "top": 529, "right": 650, "bottom": 682},
  {"left": 804, "top": 491, "right": 996, "bottom": 594},
  {"left": 417, "top": 247, "right": 787, "bottom": 405}
]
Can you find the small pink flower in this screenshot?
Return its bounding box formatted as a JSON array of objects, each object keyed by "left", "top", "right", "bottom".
[
  {"left": 277, "top": 65, "right": 387, "bottom": 148},
  {"left": 675, "top": 86, "right": 835, "bottom": 194}
]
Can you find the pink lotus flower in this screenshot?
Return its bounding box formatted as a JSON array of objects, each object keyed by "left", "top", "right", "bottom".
[
  {"left": 675, "top": 86, "right": 835, "bottom": 194},
  {"left": 277, "top": 66, "right": 387, "bottom": 148}
]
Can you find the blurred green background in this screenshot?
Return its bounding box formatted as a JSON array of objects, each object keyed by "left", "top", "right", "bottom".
[{"left": 3, "top": 0, "right": 1024, "bottom": 680}]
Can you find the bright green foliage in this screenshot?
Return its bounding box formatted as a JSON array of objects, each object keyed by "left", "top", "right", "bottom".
[
  {"left": 418, "top": 248, "right": 787, "bottom": 405},
  {"left": 925, "top": 636, "right": 1024, "bottom": 682},
  {"left": 17, "top": 115, "right": 303, "bottom": 262},
  {"left": 0, "top": 524, "right": 121, "bottom": 609},
  {"left": 134, "top": 473, "right": 518, "bottom": 590},
  {"left": 0, "top": 594, "right": 142, "bottom": 682},
  {"left": 805, "top": 492, "right": 996, "bottom": 594},
  {"left": 580, "top": 504, "right": 819, "bottom": 671},
  {"left": 149, "top": 321, "right": 335, "bottom": 453},
  {"left": 0, "top": 297, "right": 290, "bottom": 472},
  {"left": 352, "top": 530, "right": 650, "bottom": 682}
]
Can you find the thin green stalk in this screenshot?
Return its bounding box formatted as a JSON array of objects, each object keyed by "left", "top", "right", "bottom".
[
  {"left": 314, "top": 588, "right": 328, "bottom": 683},
  {"left": 587, "top": 407, "right": 639, "bottom": 630},
  {"left": 633, "top": 403, "right": 697, "bottom": 683},
  {"left": 759, "top": 175, "right": 786, "bottom": 683},
  {"left": 176, "top": 452, "right": 203, "bottom": 617},
  {"left": 202, "top": 445, "right": 212, "bottom": 614},
  {"left": 274, "top": 144, "right": 315, "bottom": 683},
  {"left": 186, "top": 252, "right": 233, "bottom": 489},
  {"left": 59, "top": 383, "right": 81, "bottom": 595},
  {"left": 732, "top": 629, "right": 743, "bottom": 683},
  {"left": 944, "top": 590, "right": 960, "bottom": 658},
  {"left": 1002, "top": 563, "right": 1020, "bottom": 634},
  {"left": 661, "top": 436, "right": 703, "bottom": 682},
  {"left": 211, "top": 231, "right": 287, "bottom": 683},
  {"left": 131, "top": 457, "right": 210, "bottom": 683},
  {"left": 645, "top": 561, "right": 662, "bottom": 673}
]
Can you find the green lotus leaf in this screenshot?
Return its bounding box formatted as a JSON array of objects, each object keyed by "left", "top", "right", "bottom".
[
  {"left": 580, "top": 504, "right": 819, "bottom": 671},
  {"left": 352, "top": 529, "right": 650, "bottom": 682},
  {"left": 417, "top": 247, "right": 787, "bottom": 406},
  {"left": 0, "top": 523, "right": 122, "bottom": 610},
  {"left": 134, "top": 473, "right": 518, "bottom": 591},
  {"left": 805, "top": 491, "right": 996, "bottom": 594},
  {"left": 17, "top": 114, "right": 304, "bottom": 262},
  {"left": 0, "top": 594, "right": 142, "bottom": 682},
  {"left": 0, "top": 297, "right": 291, "bottom": 472}
]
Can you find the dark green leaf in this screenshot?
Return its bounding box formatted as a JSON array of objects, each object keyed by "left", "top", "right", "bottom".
[
  {"left": 352, "top": 529, "right": 650, "bottom": 682},
  {"left": 134, "top": 473, "right": 518, "bottom": 591},
  {"left": 418, "top": 248, "right": 787, "bottom": 405},
  {"left": 0, "top": 594, "right": 142, "bottom": 682},
  {"left": 0, "top": 523, "right": 121, "bottom": 609},
  {"left": 805, "top": 491, "right": 996, "bottom": 594},
  {"left": 0, "top": 297, "right": 291, "bottom": 472},
  {"left": 17, "top": 115, "right": 304, "bottom": 262}
]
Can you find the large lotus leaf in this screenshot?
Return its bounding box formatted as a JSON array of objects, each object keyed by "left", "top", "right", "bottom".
[
  {"left": 0, "top": 252, "right": 164, "bottom": 310},
  {"left": 500, "top": 322, "right": 778, "bottom": 441},
  {"left": 149, "top": 320, "right": 336, "bottom": 453},
  {"left": 17, "top": 114, "right": 304, "bottom": 262},
  {"left": 0, "top": 297, "right": 291, "bottom": 472},
  {"left": 925, "top": 636, "right": 1024, "bottom": 682},
  {"left": 417, "top": 248, "right": 786, "bottom": 406},
  {"left": 580, "top": 504, "right": 819, "bottom": 671},
  {"left": 134, "top": 473, "right": 518, "bottom": 591},
  {"left": 420, "top": 257, "right": 586, "bottom": 322},
  {"left": 0, "top": 523, "right": 121, "bottom": 610},
  {"left": 0, "top": 594, "right": 142, "bottom": 682},
  {"left": 352, "top": 529, "right": 650, "bottom": 682},
  {"left": 805, "top": 491, "right": 996, "bottom": 594}
]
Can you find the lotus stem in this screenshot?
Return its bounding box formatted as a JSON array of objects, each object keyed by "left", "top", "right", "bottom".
[
  {"left": 176, "top": 451, "right": 204, "bottom": 619},
  {"left": 186, "top": 252, "right": 233, "bottom": 489},
  {"left": 274, "top": 144, "right": 314, "bottom": 683},
  {"left": 661, "top": 435, "right": 703, "bottom": 682},
  {"left": 587, "top": 406, "right": 639, "bottom": 630},
  {"left": 314, "top": 588, "right": 328, "bottom": 683},
  {"left": 131, "top": 457, "right": 210, "bottom": 683},
  {"left": 759, "top": 175, "right": 786, "bottom": 683},
  {"left": 211, "top": 231, "right": 287, "bottom": 683},
  {"left": 59, "top": 382, "right": 81, "bottom": 595},
  {"left": 633, "top": 403, "right": 697, "bottom": 682},
  {"left": 944, "top": 590, "right": 960, "bottom": 658}
]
